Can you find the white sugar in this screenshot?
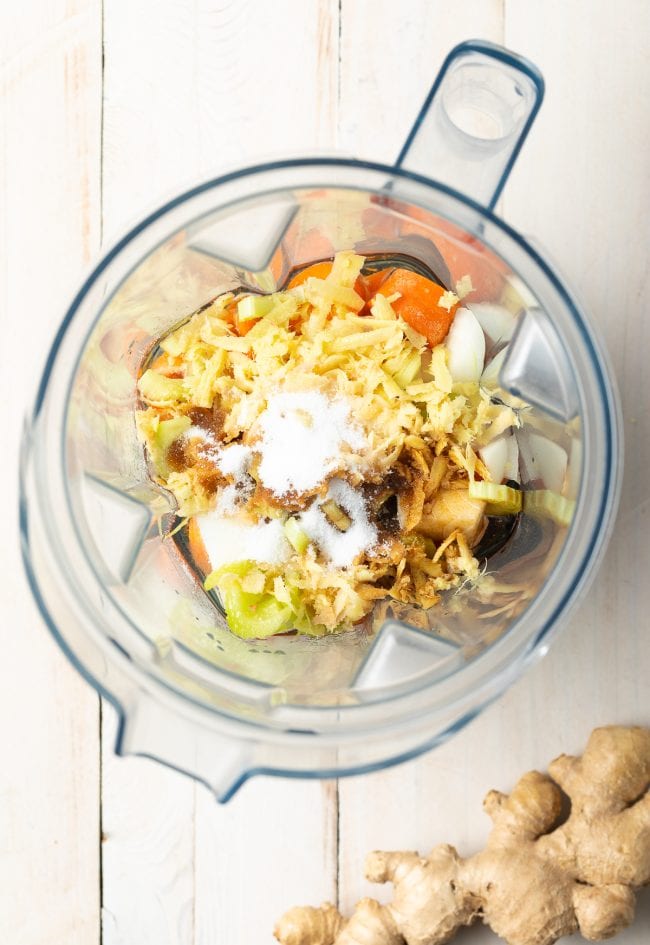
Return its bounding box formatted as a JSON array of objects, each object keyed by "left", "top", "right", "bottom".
[
  {"left": 299, "top": 479, "right": 377, "bottom": 568},
  {"left": 256, "top": 391, "right": 365, "bottom": 496},
  {"left": 216, "top": 442, "right": 252, "bottom": 478},
  {"left": 185, "top": 425, "right": 218, "bottom": 447},
  {"left": 197, "top": 509, "right": 291, "bottom": 570},
  {"left": 184, "top": 428, "right": 253, "bottom": 482}
]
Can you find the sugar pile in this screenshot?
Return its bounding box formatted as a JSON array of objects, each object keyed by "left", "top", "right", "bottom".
[
  {"left": 299, "top": 478, "right": 377, "bottom": 568},
  {"left": 216, "top": 442, "right": 252, "bottom": 478},
  {"left": 256, "top": 391, "right": 365, "bottom": 496}
]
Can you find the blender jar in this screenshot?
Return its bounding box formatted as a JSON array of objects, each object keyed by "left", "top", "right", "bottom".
[{"left": 20, "top": 42, "right": 620, "bottom": 800}]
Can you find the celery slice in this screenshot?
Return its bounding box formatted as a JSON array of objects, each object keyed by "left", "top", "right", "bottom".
[
  {"left": 138, "top": 369, "right": 188, "bottom": 404},
  {"left": 223, "top": 586, "right": 293, "bottom": 639},
  {"left": 204, "top": 561, "right": 294, "bottom": 639},
  {"left": 237, "top": 294, "right": 275, "bottom": 322},
  {"left": 469, "top": 480, "right": 522, "bottom": 515},
  {"left": 284, "top": 517, "right": 310, "bottom": 554},
  {"left": 524, "top": 490, "right": 575, "bottom": 527},
  {"left": 155, "top": 416, "right": 191, "bottom": 454}
]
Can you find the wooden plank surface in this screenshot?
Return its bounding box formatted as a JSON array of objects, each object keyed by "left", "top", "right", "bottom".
[
  {"left": 100, "top": 3, "right": 340, "bottom": 943},
  {"left": 0, "top": 2, "right": 102, "bottom": 943},
  {"left": 3, "top": 1, "right": 650, "bottom": 943},
  {"left": 337, "top": 2, "right": 650, "bottom": 942}
]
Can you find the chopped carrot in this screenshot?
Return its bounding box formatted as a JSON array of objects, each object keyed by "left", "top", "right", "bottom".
[
  {"left": 286, "top": 260, "right": 334, "bottom": 288},
  {"left": 285, "top": 259, "right": 369, "bottom": 304},
  {"left": 362, "top": 198, "right": 507, "bottom": 301},
  {"left": 378, "top": 269, "right": 458, "bottom": 346},
  {"left": 431, "top": 230, "right": 506, "bottom": 302},
  {"left": 355, "top": 269, "right": 394, "bottom": 299},
  {"left": 222, "top": 302, "right": 237, "bottom": 327},
  {"left": 235, "top": 316, "right": 258, "bottom": 336},
  {"left": 187, "top": 517, "right": 212, "bottom": 577},
  {"left": 354, "top": 268, "right": 393, "bottom": 314},
  {"left": 226, "top": 299, "right": 257, "bottom": 337}
]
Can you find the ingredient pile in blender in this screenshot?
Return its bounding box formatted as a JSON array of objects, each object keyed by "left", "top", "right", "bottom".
[{"left": 136, "top": 250, "right": 568, "bottom": 640}]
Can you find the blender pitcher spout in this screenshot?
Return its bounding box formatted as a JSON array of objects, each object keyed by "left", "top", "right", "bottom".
[{"left": 395, "top": 40, "right": 545, "bottom": 210}]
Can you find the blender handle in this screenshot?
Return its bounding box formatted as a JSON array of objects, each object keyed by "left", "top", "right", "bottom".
[{"left": 395, "top": 40, "right": 544, "bottom": 211}]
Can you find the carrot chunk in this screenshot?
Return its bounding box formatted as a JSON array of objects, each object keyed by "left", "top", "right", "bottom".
[{"left": 375, "top": 269, "right": 458, "bottom": 346}]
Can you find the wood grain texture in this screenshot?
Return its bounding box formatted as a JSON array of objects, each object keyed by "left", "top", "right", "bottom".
[
  {"left": 338, "top": 0, "right": 504, "bottom": 163},
  {"left": 337, "top": 2, "right": 650, "bottom": 941},
  {"left": 4, "top": 1, "right": 650, "bottom": 943},
  {"left": 0, "top": 2, "right": 102, "bottom": 944},
  {"left": 100, "top": 3, "right": 341, "bottom": 943},
  {"left": 193, "top": 778, "right": 338, "bottom": 945},
  {"left": 102, "top": 0, "right": 340, "bottom": 229}
]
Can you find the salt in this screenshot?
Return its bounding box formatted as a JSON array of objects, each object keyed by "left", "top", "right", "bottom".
[
  {"left": 299, "top": 479, "right": 377, "bottom": 568},
  {"left": 256, "top": 391, "right": 365, "bottom": 496}
]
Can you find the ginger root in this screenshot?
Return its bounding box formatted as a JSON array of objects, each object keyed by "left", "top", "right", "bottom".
[{"left": 274, "top": 726, "right": 650, "bottom": 945}]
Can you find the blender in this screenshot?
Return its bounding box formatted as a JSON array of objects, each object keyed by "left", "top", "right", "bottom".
[{"left": 20, "top": 41, "right": 621, "bottom": 800}]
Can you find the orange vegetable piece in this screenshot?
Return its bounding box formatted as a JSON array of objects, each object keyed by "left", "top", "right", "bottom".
[
  {"left": 187, "top": 517, "right": 212, "bottom": 577},
  {"left": 286, "top": 260, "right": 334, "bottom": 288},
  {"left": 235, "top": 316, "right": 258, "bottom": 336},
  {"left": 285, "top": 259, "right": 368, "bottom": 303},
  {"left": 360, "top": 269, "right": 391, "bottom": 298},
  {"left": 226, "top": 298, "right": 257, "bottom": 337},
  {"left": 355, "top": 268, "right": 393, "bottom": 314},
  {"left": 378, "top": 269, "right": 458, "bottom": 346}
]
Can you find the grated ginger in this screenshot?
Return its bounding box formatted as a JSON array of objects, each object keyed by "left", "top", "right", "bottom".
[{"left": 136, "top": 251, "right": 519, "bottom": 637}]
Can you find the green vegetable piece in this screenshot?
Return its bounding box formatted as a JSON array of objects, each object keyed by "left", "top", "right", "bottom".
[
  {"left": 204, "top": 559, "right": 252, "bottom": 592},
  {"left": 138, "top": 369, "right": 187, "bottom": 404},
  {"left": 237, "top": 294, "right": 275, "bottom": 322},
  {"left": 284, "top": 517, "right": 310, "bottom": 554},
  {"left": 469, "top": 480, "right": 522, "bottom": 515},
  {"left": 523, "top": 489, "right": 575, "bottom": 527},
  {"left": 222, "top": 587, "right": 294, "bottom": 639},
  {"left": 155, "top": 415, "right": 192, "bottom": 454},
  {"left": 204, "top": 560, "right": 294, "bottom": 639}
]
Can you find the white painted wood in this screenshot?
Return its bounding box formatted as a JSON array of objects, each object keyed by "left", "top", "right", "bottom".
[
  {"left": 102, "top": 0, "right": 341, "bottom": 232},
  {"left": 100, "top": 2, "right": 340, "bottom": 943},
  {"left": 100, "top": 708, "right": 196, "bottom": 945},
  {"left": 0, "top": 2, "right": 102, "bottom": 943},
  {"left": 4, "top": 0, "right": 650, "bottom": 943},
  {"left": 337, "top": 2, "right": 650, "bottom": 942},
  {"left": 193, "top": 779, "right": 338, "bottom": 945},
  {"left": 338, "top": 0, "right": 504, "bottom": 164}
]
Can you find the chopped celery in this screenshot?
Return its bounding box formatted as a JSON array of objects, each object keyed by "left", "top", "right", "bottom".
[
  {"left": 237, "top": 294, "right": 275, "bottom": 322},
  {"left": 138, "top": 369, "right": 188, "bottom": 404},
  {"left": 469, "top": 480, "right": 522, "bottom": 515},
  {"left": 204, "top": 559, "right": 252, "bottom": 592},
  {"left": 284, "top": 516, "right": 310, "bottom": 554},
  {"left": 222, "top": 586, "right": 294, "bottom": 639},
  {"left": 155, "top": 415, "right": 191, "bottom": 454},
  {"left": 524, "top": 490, "right": 575, "bottom": 527},
  {"left": 204, "top": 561, "right": 294, "bottom": 639}
]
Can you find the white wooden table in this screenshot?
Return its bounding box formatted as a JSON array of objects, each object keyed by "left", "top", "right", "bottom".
[{"left": 2, "top": 2, "right": 649, "bottom": 943}]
